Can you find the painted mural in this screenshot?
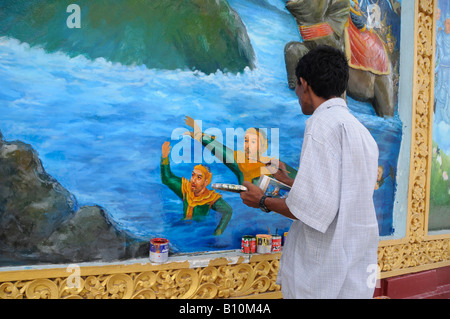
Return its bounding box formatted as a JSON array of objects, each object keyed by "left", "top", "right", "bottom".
[
  {"left": 430, "top": 0, "right": 450, "bottom": 232},
  {"left": 0, "top": 0, "right": 402, "bottom": 266}
]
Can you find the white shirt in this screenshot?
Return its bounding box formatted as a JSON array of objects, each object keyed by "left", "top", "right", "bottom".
[{"left": 279, "top": 98, "right": 379, "bottom": 299}]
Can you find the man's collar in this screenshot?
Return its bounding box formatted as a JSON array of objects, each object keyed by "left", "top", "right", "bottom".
[{"left": 313, "top": 97, "right": 348, "bottom": 115}]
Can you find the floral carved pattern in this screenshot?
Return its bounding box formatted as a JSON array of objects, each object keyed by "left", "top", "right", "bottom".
[{"left": 0, "top": 257, "right": 281, "bottom": 299}]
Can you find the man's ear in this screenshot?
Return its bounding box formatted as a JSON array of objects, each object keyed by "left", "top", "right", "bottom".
[
  {"left": 300, "top": 77, "right": 314, "bottom": 97},
  {"left": 299, "top": 77, "right": 308, "bottom": 89}
]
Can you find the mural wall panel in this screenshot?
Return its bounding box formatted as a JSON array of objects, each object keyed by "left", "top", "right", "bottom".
[{"left": 0, "top": 0, "right": 404, "bottom": 266}]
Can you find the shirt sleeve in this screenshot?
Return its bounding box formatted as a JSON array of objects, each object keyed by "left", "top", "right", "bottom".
[{"left": 285, "top": 134, "right": 341, "bottom": 233}]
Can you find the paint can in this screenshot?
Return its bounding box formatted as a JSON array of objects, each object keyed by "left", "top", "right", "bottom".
[
  {"left": 241, "top": 235, "right": 256, "bottom": 254},
  {"left": 271, "top": 235, "right": 282, "bottom": 252},
  {"left": 250, "top": 237, "right": 256, "bottom": 253},
  {"left": 149, "top": 238, "right": 169, "bottom": 263},
  {"left": 256, "top": 234, "right": 272, "bottom": 254}
]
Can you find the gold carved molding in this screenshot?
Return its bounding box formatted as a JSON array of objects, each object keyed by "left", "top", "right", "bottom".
[
  {"left": 0, "top": 253, "right": 282, "bottom": 299},
  {"left": 377, "top": 0, "right": 450, "bottom": 278}
]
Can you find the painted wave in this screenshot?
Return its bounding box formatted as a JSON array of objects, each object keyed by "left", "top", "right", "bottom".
[{"left": 0, "top": 0, "right": 255, "bottom": 74}]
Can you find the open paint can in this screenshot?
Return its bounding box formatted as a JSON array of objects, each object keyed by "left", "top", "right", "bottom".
[
  {"left": 149, "top": 238, "right": 169, "bottom": 263},
  {"left": 271, "top": 235, "right": 282, "bottom": 252},
  {"left": 256, "top": 234, "right": 272, "bottom": 254}
]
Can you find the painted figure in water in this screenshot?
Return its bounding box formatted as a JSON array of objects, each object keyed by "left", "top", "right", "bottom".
[
  {"left": 160, "top": 141, "right": 232, "bottom": 236},
  {"left": 184, "top": 116, "right": 297, "bottom": 185}
]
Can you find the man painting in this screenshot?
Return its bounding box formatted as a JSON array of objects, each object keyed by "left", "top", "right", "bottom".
[{"left": 240, "top": 45, "right": 380, "bottom": 298}]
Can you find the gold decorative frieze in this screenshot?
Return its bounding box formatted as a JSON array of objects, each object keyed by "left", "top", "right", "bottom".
[{"left": 0, "top": 252, "right": 282, "bottom": 299}]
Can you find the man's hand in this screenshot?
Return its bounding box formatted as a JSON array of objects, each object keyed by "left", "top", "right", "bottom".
[
  {"left": 184, "top": 115, "right": 202, "bottom": 141},
  {"left": 265, "top": 159, "right": 294, "bottom": 187},
  {"left": 184, "top": 115, "right": 196, "bottom": 129},
  {"left": 241, "top": 181, "right": 298, "bottom": 220},
  {"left": 162, "top": 141, "right": 171, "bottom": 158},
  {"left": 240, "top": 181, "right": 264, "bottom": 209}
]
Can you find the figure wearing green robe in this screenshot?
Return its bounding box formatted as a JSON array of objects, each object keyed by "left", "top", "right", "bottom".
[
  {"left": 184, "top": 116, "right": 297, "bottom": 186},
  {"left": 198, "top": 133, "right": 298, "bottom": 185},
  {"left": 160, "top": 156, "right": 232, "bottom": 236}
]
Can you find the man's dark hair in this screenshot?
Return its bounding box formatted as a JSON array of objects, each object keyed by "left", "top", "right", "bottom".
[{"left": 295, "top": 45, "right": 349, "bottom": 99}]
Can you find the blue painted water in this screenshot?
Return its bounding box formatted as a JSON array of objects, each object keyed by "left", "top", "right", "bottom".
[{"left": 0, "top": 0, "right": 401, "bottom": 252}]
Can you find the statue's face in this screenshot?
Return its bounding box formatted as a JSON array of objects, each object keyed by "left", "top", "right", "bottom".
[
  {"left": 190, "top": 169, "right": 206, "bottom": 195},
  {"left": 387, "top": 39, "right": 394, "bottom": 53}
]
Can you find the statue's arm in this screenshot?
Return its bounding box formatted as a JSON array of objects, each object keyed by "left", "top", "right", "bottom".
[{"left": 325, "top": 0, "right": 351, "bottom": 35}]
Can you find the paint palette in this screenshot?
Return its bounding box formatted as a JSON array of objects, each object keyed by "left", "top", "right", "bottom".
[{"left": 211, "top": 183, "right": 248, "bottom": 193}]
